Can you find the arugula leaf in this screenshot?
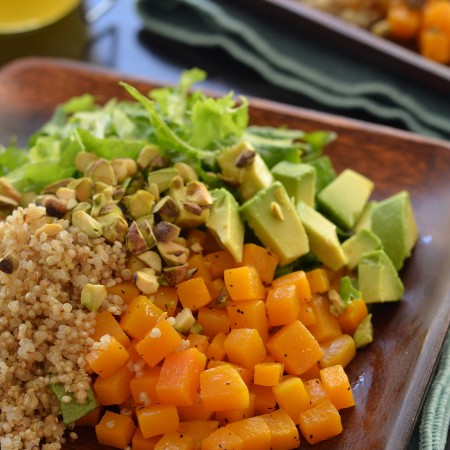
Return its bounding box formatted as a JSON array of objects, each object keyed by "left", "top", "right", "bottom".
[
  {"left": 0, "top": 141, "right": 29, "bottom": 176},
  {"left": 49, "top": 383, "right": 98, "bottom": 425}
]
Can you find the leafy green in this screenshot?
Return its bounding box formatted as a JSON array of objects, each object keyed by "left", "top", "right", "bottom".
[
  {"left": 49, "top": 383, "right": 98, "bottom": 425},
  {"left": 339, "top": 276, "right": 361, "bottom": 303},
  {"left": 0, "top": 141, "right": 29, "bottom": 176}
]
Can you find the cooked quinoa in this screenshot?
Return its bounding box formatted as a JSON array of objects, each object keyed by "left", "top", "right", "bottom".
[{"left": 0, "top": 204, "right": 129, "bottom": 450}]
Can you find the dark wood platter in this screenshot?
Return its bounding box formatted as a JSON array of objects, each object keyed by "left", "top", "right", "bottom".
[
  {"left": 231, "top": 0, "right": 450, "bottom": 93},
  {"left": 0, "top": 58, "right": 449, "bottom": 450}
]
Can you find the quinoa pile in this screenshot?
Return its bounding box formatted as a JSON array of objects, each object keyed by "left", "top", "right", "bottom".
[{"left": 0, "top": 204, "right": 129, "bottom": 450}]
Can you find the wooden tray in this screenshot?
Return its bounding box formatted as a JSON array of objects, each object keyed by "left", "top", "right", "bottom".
[
  {"left": 231, "top": 0, "right": 450, "bottom": 93},
  {"left": 0, "top": 58, "right": 449, "bottom": 450}
]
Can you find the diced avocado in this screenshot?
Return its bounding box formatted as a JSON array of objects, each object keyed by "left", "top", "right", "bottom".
[
  {"left": 342, "top": 229, "right": 383, "bottom": 270},
  {"left": 271, "top": 161, "right": 316, "bottom": 207},
  {"left": 217, "top": 141, "right": 274, "bottom": 201},
  {"left": 371, "top": 191, "right": 418, "bottom": 271},
  {"left": 206, "top": 188, "right": 244, "bottom": 262},
  {"left": 358, "top": 250, "right": 404, "bottom": 303},
  {"left": 240, "top": 182, "right": 309, "bottom": 266},
  {"left": 317, "top": 169, "right": 374, "bottom": 230},
  {"left": 353, "top": 314, "right": 373, "bottom": 348},
  {"left": 296, "top": 201, "right": 347, "bottom": 271},
  {"left": 305, "top": 155, "right": 336, "bottom": 193},
  {"left": 354, "top": 200, "right": 377, "bottom": 233}
]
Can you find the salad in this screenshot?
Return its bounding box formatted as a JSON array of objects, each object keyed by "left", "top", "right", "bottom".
[{"left": 0, "top": 69, "right": 418, "bottom": 450}]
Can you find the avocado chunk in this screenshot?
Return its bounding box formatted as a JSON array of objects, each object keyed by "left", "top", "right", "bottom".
[
  {"left": 371, "top": 191, "right": 418, "bottom": 271},
  {"left": 240, "top": 182, "right": 309, "bottom": 266},
  {"left": 217, "top": 141, "right": 274, "bottom": 201},
  {"left": 353, "top": 314, "right": 373, "bottom": 348},
  {"left": 296, "top": 201, "right": 347, "bottom": 271},
  {"left": 206, "top": 188, "right": 244, "bottom": 263},
  {"left": 317, "top": 169, "right": 374, "bottom": 230},
  {"left": 354, "top": 200, "right": 377, "bottom": 233},
  {"left": 342, "top": 228, "right": 383, "bottom": 270},
  {"left": 358, "top": 249, "right": 404, "bottom": 303},
  {"left": 271, "top": 161, "right": 316, "bottom": 207}
]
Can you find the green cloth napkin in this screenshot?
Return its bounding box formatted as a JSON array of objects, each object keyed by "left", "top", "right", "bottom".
[
  {"left": 135, "top": 0, "right": 450, "bottom": 448},
  {"left": 135, "top": 0, "right": 450, "bottom": 141}
]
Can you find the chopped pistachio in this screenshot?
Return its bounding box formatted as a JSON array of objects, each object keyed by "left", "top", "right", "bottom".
[
  {"left": 71, "top": 210, "right": 103, "bottom": 238},
  {"left": 126, "top": 221, "right": 148, "bottom": 254},
  {"left": 173, "top": 162, "right": 198, "bottom": 182},
  {"left": 75, "top": 152, "right": 99, "bottom": 173},
  {"left": 137, "top": 251, "right": 162, "bottom": 272},
  {"left": 42, "top": 196, "right": 67, "bottom": 219},
  {"left": 80, "top": 283, "right": 107, "bottom": 312},
  {"left": 154, "top": 221, "right": 181, "bottom": 243},
  {"left": 163, "top": 264, "right": 189, "bottom": 286},
  {"left": 91, "top": 192, "right": 110, "bottom": 218},
  {"left": 69, "top": 178, "right": 93, "bottom": 202},
  {"left": 148, "top": 168, "right": 179, "bottom": 194},
  {"left": 183, "top": 202, "right": 203, "bottom": 216},
  {"left": 157, "top": 241, "right": 189, "bottom": 266},
  {"left": 153, "top": 196, "right": 179, "bottom": 222},
  {"left": 35, "top": 223, "right": 63, "bottom": 238},
  {"left": 93, "top": 181, "right": 112, "bottom": 194},
  {"left": 0, "top": 177, "right": 21, "bottom": 202},
  {"left": 137, "top": 145, "right": 160, "bottom": 170},
  {"left": 173, "top": 308, "right": 196, "bottom": 333},
  {"left": 128, "top": 190, "right": 155, "bottom": 220},
  {"left": 97, "top": 213, "right": 129, "bottom": 243},
  {"left": 0, "top": 251, "right": 19, "bottom": 274},
  {"left": 133, "top": 268, "right": 159, "bottom": 295},
  {"left": 124, "top": 172, "right": 146, "bottom": 196},
  {"left": 71, "top": 201, "right": 92, "bottom": 215},
  {"left": 99, "top": 203, "right": 124, "bottom": 217},
  {"left": 147, "top": 182, "right": 160, "bottom": 202},
  {"left": 85, "top": 159, "right": 117, "bottom": 186},
  {"left": 189, "top": 322, "right": 204, "bottom": 334},
  {"left": 111, "top": 158, "right": 137, "bottom": 183},
  {"left": 0, "top": 194, "right": 18, "bottom": 209},
  {"left": 56, "top": 187, "right": 77, "bottom": 210},
  {"left": 41, "top": 178, "right": 74, "bottom": 195},
  {"left": 137, "top": 219, "right": 157, "bottom": 249}
]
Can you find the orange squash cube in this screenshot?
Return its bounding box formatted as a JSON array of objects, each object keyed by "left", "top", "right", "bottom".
[
  {"left": 260, "top": 409, "right": 301, "bottom": 450},
  {"left": 178, "top": 420, "right": 220, "bottom": 449},
  {"left": 207, "top": 361, "right": 253, "bottom": 387},
  {"left": 272, "top": 270, "right": 312, "bottom": 303},
  {"left": 266, "top": 320, "right": 323, "bottom": 376},
  {"left": 204, "top": 250, "right": 237, "bottom": 279},
  {"left": 119, "top": 295, "right": 165, "bottom": 339},
  {"left": 95, "top": 410, "right": 135, "bottom": 449},
  {"left": 107, "top": 280, "right": 141, "bottom": 305},
  {"left": 130, "top": 366, "right": 162, "bottom": 405},
  {"left": 304, "top": 378, "right": 329, "bottom": 407},
  {"left": 200, "top": 364, "right": 249, "bottom": 411},
  {"left": 86, "top": 335, "right": 129, "bottom": 378},
  {"left": 251, "top": 384, "right": 277, "bottom": 415},
  {"left": 177, "top": 394, "right": 215, "bottom": 422},
  {"left": 215, "top": 392, "right": 255, "bottom": 426},
  {"left": 227, "top": 300, "right": 269, "bottom": 342},
  {"left": 92, "top": 310, "right": 130, "bottom": 347},
  {"left": 320, "top": 365, "right": 355, "bottom": 410},
  {"left": 305, "top": 268, "right": 330, "bottom": 294},
  {"left": 206, "top": 331, "right": 227, "bottom": 362},
  {"left": 197, "top": 305, "right": 230, "bottom": 337},
  {"left": 154, "top": 431, "right": 194, "bottom": 450},
  {"left": 225, "top": 416, "right": 272, "bottom": 450},
  {"left": 240, "top": 243, "right": 280, "bottom": 285},
  {"left": 266, "top": 284, "right": 301, "bottom": 326},
  {"left": 188, "top": 332, "right": 210, "bottom": 355},
  {"left": 253, "top": 362, "right": 283, "bottom": 387},
  {"left": 132, "top": 426, "right": 161, "bottom": 450},
  {"left": 337, "top": 297, "right": 368, "bottom": 335},
  {"left": 136, "top": 318, "right": 182, "bottom": 367},
  {"left": 298, "top": 398, "right": 342, "bottom": 444},
  {"left": 156, "top": 348, "right": 207, "bottom": 406},
  {"left": 202, "top": 426, "right": 244, "bottom": 450},
  {"left": 151, "top": 286, "right": 179, "bottom": 317},
  {"left": 224, "top": 266, "right": 265, "bottom": 301},
  {"left": 272, "top": 377, "right": 311, "bottom": 423},
  {"left": 93, "top": 364, "right": 134, "bottom": 406},
  {"left": 307, "top": 295, "right": 342, "bottom": 343},
  {"left": 300, "top": 362, "right": 321, "bottom": 381},
  {"left": 176, "top": 277, "right": 212, "bottom": 311},
  {"left": 136, "top": 404, "right": 180, "bottom": 438},
  {"left": 188, "top": 253, "right": 213, "bottom": 285},
  {"left": 224, "top": 328, "right": 266, "bottom": 370},
  {"left": 320, "top": 333, "right": 356, "bottom": 369}
]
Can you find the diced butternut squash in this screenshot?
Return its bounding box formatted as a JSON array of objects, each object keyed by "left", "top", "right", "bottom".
[
  {"left": 207, "top": 361, "right": 253, "bottom": 387},
  {"left": 206, "top": 331, "right": 227, "bottom": 362},
  {"left": 304, "top": 378, "right": 329, "bottom": 407},
  {"left": 260, "top": 409, "right": 301, "bottom": 450},
  {"left": 151, "top": 286, "right": 178, "bottom": 317},
  {"left": 215, "top": 392, "right": 255, "bottom": 426},
  {"left": 200, "top": 364, "right": 249, "bottom": 411},
  {"left": 300, "top": 362, "right": 321, "bottom": 381},
  {"left": 136, "top": 404, "right": 180, "bottom": 438},
  {"left": 176, "top": 277, "right": 212, "bottom": 311},
  {"left": 136, "top": 318, "right": 182, "bottom": 367},
  {"left": 253, "top": 362, "right": 283, "bottom": 387},
  {"left": 224, "top": 266, "right": 265, "bottom": 301},
  {"left": 241, "top": 243, "right": 280, "bottom": 285},
  {"left": 225, "top": 416, "right": 272, "bottom": 450},
  {"left": 86, "top": 335, "right": 129, "bottom": 378},
  {"left": 266, "top": 320, "right": 323, "bottom": 376},
  {"left": 93, "top": 364, "right": 134, "bottom": 406},
  {"left": 188, "top": 253, "right": 213, "bottom": 285},
  {"left": 224, "top": 328, "right": 266, "bottom": 370},
  {"left": 298, "top": 302, "right": 317, "bottom": 327},
  {"left": 177, "top": 394, "right": 215, "bottom": 422},
  {"left": 92, "top": 310, "right": 130, "bottom": 347},
  {"left": 188, "top": 332, "right": 210, "bottom": 355},
  {"left": 337, "top": 297, "right": 368, "bottom": 335},
  {"left": 197, "top": 306, "right": 230, "bottom": 337},
  {"left": 227, "top": 300, "right": 269, "bottom": 342},
  {"left": 206, "top": 278, "right": 229, "bottom": 305},
  {"left": 107, "top": 281, "right": 141, "bottom": 305},
  {"left": 130, "top": 366, "right": 161, "bottom": 405},
  {"left": 156, "top": 348, "right": 207, "bottom": 406},
  {"left": 307, "top": 295, "right": 342, "bottom": 343},
  {"left": 178, "top": 420, "right": 220, "bottom": 450},
  {"left": 306, "top": 268, "right": 330, "bottom": 294},
  {"left": 132, "top": 427, "right": 161, "bottom": 450},
  {"left": 298, "top": 398, "right": 343, "bottom": 444},
  {"left": 320, "top": 365, "right": 355, "bottom": 410},
  {"left": 201, "top": 426, "right": 244, "bottom": 450},
  {"left": 251, "top": 384, "right": 277, "bottom": 415},
  {"left": 272, "top": 377, "right": 311, "bottom": 423},
  {"left": 75, "top": 406, "right": 102, "bottom": 428},
  {"left": 127, "top": 339, "right": 142, "bottom": 364},
  {"left": 272, "top": 270, "right": 312, "bottom": 303},
  {"left": 204, "top": 250, "right": 237, "bottom": 279},
  {"left": 95, "top": 410, "right": 136, "bottom": 449},
  {"left": 320, "top": 334, "right": 356, "bottom": 369},
  {"left": 266, "top": 283, "right": 301, "bottom": 326},
  {"left": 154, "top": 431, "right": 195, "bottom": 450},
  {"left": 119, "top": 295, "right": 165, "bottom": 339}
]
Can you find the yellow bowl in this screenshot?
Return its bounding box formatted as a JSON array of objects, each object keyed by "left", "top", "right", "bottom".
[{"left": 0, "top": 0, "right": 88, "bottom": 66}]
